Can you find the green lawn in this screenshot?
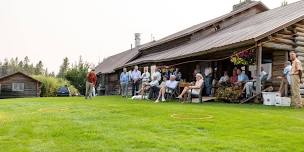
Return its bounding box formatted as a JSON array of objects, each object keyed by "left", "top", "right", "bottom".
[{"left": 0, "top": 96, "right": 303, "bottom": 152}]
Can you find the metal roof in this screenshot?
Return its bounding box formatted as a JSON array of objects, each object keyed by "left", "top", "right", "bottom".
[
  {"left": 138, "top": 1, "right": 268, "bottom": 51},
  {"left": 127, "top": 0, "right": 304, "bottom": 66},
  {"left": 96, "top": 1, "right": 268, "bottom": 74},
  {"left": 95, "top": 47, "right": 139, "bottom": 74}
]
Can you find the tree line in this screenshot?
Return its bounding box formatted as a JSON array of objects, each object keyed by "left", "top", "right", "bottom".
[
  {"left": 0, "top": 56, "right": 91, "bottom": 96},
  {"left": 0, "top": 56, "right": 50, "bottom": 76}
]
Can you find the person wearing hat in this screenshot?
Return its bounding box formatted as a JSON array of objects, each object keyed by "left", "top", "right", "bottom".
[
  {"left": 177, "top": 73, "right": 204, "bottom": 100},
  {"left": 85, "top": 69, "right": 97, "bottom": 99}
]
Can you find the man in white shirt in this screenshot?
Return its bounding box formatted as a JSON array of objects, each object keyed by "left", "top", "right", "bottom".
[
  {"left": 243, "top": 67, "right": 267, "bottom": 98},
  {"left": 278, "top": 61, "right": 292, "bottom": 96},
  {"left": 152, "top": 67, "right": 162, "bottom": 82},
  {"left": 141, "top": 67, "right": 150, "bottom": 83},
  {"left": 155, "top": 75, "right": 178, "bottom": 102}
]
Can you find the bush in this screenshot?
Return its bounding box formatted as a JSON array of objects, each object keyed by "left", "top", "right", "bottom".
[
  {"left": 215, "top": 86, "right": 242, "bottom": 103},
  {"left": 32, "top": 75, "right": 79, "bottom": 97}
]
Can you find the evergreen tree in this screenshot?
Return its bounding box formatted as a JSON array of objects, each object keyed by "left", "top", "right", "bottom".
[
  {"left": 65, "top": 57, "right": 90, "bottom": 95},
  {"left": 35, "top": 61, "right": 44, "bottom": 75},
  {"left": 57, "top": 57, "right": 70, "bottom": 78}
]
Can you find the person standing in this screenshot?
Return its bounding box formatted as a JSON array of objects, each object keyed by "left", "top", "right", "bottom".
[
  {"left": 85, "top": 69, "right": 97, "bottom": 99},
  {"left": 152, "top": 67, "right": 162, "bottom": 82},
  {"left": 173, "top": 68, "right": 182, "bottom": 81},
  {"left": 131, "top": 66, "right": 141, "bottom": 96},
  {"left": 278, "top": 61, "right": 292, "bottom": 96},
  {"left": 290, "top": 51, "right": 303, "bottom": 108},
  {"left": 141, "top": 67, "right": 150, "bottom": 84},
  {"left": 120, "top": 68, "right": 129, "bottom": 97},
  {"left": 204, "top": 66, "right": 213, "bottom": 96}
]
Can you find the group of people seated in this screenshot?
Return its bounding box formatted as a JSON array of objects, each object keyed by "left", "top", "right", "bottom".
[
  {"left": 121, "top": 65, "right": 269, "bottom": 102},
  {"left": 217, "top": 67, "right": 269, "bottom": 99},
  {"left": 120, "top": 66, "right": 207, "bottom": 103}
]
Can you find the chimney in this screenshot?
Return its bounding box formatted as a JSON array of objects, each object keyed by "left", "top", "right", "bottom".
[
  {"left": 232, "top": 0, "right": 253, "bottom": 11},
  {"left": 135, "top": 33, "right": 141, "bottom": 47}
]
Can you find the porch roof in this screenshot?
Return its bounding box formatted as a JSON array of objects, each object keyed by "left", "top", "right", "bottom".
[{"left": 126, "top": 0, "right": 304, "bottom": 66}]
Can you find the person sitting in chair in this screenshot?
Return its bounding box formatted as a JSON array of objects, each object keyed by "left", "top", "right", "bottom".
[
  {"left": 230, "top": 68, "right": 238, "bottom": 84},
  {"left": 242, "top": 67, "right": 267, "bottom": 98},
  {"left": 155, "top": 75, "right": 178, "bottom": 103},
  {"left": 219, "top": 71, "right": 230, "bottom": 86},
  {"left": 136, "top": 75, "right": 159, "bottom": 99},
  {"left": 234, "top": 68, "right": 249, "bottom": 86},
  {"left": 176, "top": 73, "right": 204, "bottom": 100}
]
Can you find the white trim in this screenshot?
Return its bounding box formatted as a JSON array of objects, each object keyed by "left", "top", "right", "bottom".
[{"left": 12, "top": 83, "right": 24, "bottom": 92}]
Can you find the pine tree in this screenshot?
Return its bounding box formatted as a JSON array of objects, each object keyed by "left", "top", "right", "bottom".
[
  {"left": 23, "top": 56, "right": 30, "bottom": 73},
  {"left": 57, "top": 57, "right": 70, "bottom": 78},
  {"left": 35, "top": 61, "right": 44, "bottom": 75}
]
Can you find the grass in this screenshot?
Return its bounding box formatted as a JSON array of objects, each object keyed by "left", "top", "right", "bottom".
[{"left": 0, "top": 96, "right": 304, "bottom": 152}]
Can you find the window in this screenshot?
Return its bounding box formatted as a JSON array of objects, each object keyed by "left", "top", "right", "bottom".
[{"left": 12, "top": 83, "right": 24, "bottom": 92}]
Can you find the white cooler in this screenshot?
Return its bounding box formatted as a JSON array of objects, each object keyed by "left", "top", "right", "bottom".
[
  {"left": 275, "top": 97, "right": 291, "bottom": 107},
  {"left": 262, "top": 92, "right": 281, "bottom": 106}
]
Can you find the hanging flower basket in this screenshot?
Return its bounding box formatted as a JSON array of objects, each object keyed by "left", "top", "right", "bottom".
[{"left": 230, "top": 49, "right": 256, "bottom": 66}]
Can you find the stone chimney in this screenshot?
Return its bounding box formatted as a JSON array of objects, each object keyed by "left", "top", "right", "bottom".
[
  {"left": 135, "top": 33, "right": 141, "bottom": 47},
  {"left": 232, "top": 0, "right": 254, "bottom": 11}
]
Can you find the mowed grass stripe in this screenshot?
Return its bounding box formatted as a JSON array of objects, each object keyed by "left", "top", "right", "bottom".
[{"left": 0, "top": 96, "right": 303, "bottom": 151}]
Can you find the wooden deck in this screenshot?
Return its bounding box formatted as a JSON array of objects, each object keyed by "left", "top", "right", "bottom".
[{"left": 191, "top": 97, "right": 216, "bottom": 103}]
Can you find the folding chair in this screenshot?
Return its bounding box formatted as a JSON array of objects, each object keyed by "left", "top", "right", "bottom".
[{"left": 165, "top": 82, "right": 180, "bottom": 100}]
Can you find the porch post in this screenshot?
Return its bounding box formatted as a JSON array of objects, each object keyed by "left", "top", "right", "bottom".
[
  {"left": 284, "top": 51, "right": 289, "bottom": 96},
  {"left": 256, "top": 44, "right": 262, "bottom": 93}
]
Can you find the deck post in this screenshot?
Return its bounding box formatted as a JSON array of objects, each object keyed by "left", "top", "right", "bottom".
[
  {"left": 256, "top": 44, "right": 262, "bottom": 93},
  {"left": 284, "top": 51, "right": 289, "bottom": 96}
]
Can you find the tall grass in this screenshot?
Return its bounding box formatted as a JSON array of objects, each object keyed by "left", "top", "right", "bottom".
[{"left": 33, "top": 75, "right": 79, "bottom": 97}]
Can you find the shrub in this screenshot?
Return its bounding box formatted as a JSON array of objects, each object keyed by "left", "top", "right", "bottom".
[
  {"left": 32, "top": 75, "right": 79, "bottom": 97},
  {"left": 215, "top": 86, "right": 242, "bottom": 103}
]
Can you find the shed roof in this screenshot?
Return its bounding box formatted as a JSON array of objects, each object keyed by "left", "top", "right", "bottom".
[
  {"left": 127, "top": 0, "right": 304, "bottom": 65},
  {"left": 0, "top": 72, "right": 42, "bottom": 83}
]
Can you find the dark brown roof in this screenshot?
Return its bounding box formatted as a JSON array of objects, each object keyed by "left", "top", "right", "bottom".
[
  {"left": 0, "top": 72, "right": 42, "bottom": 83},
  {"left": 127, "top": 0, "right": 304, "bottom": 65},
  {"left": 138, "top": 1, "right": 268, "bottom": 51}
]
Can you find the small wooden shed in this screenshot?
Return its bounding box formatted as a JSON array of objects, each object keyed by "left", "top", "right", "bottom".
[{"left": 0, "top": 72, "right": 41, "bottom": 98}]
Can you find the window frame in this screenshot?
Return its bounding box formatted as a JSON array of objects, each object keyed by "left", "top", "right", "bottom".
[{"left": 12, "top": 83, "right": 25, "bottom": 92}]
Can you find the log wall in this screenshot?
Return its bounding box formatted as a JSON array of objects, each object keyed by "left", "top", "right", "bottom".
[
  {"left": 0, "top": 73, "right": 40, "bottom": 98},
  {"left": 294, "top": 21, "right": 304, "bottom": 76},
  {"left": 263, "top": 20, "right": 304, "bottom": 85}
]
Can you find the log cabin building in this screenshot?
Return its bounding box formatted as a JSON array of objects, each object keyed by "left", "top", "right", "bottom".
[
  {"left": 0, "top": 72, "right": 41, "bottom": 98},
  {"left": 96, "top": 0, "right": 304, "bottom": 95}
]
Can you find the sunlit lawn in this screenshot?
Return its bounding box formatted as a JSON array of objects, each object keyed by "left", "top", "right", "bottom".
[{"left": 0, "top": 96, "right": 303, "bottom": 152}]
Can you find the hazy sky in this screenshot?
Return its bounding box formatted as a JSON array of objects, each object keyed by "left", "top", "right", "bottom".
[{"left": 0, "top": 0, "right": 299, "bottom": 73}]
